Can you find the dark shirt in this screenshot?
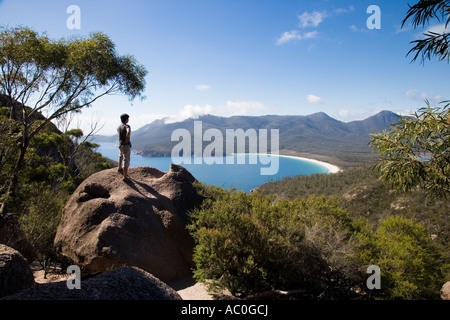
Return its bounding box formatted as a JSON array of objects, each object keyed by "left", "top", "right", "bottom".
[{"left": 118, "top": 123, "right": 131, "bottom": 146}]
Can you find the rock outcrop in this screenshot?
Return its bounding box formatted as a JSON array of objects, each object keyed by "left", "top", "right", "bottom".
[
  {"left": 54, "top": 165, "right": 204, "bottom": 282},
  {"left": 0, "top": 213, "right": 37, "bottom": 263},
  {"left": 2, "top": 266, "right": 182, "bottom": 300},
  {"left": 0, "top": 244, "right": 35, "bottom": 298},
  {"left": 441, "top": 281, "right": 450, "bottom": 300}
]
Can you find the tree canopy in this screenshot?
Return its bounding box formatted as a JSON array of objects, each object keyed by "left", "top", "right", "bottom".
[
  {"left": 0, "top": 26, "right": 147, "bottom": 214},
  {"left": 370, "top": 104, "right": 450, "bottom": 198}
]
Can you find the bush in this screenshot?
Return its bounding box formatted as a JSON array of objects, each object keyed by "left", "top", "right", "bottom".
[
  {"left": 356, "top": 216, "right": 443, "bottom": 299},
  {"left": 18, "top": 185, "right": 69, "bottom": 272},
  {"left": 189, "top": 184, "right": 445, "bottom": 299},
  {"left": 188, "top": 184, "right": 363, "bottom": 298}
]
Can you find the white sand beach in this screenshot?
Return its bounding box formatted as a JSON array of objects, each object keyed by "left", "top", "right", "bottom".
[
  {"left": 277, "top": 154, "right": 342, "bottom": 174},
  {"left": 236, "top": 153, "right": 342, "bottom": 174}
]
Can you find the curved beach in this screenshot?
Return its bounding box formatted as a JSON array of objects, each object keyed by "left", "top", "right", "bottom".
[
  {"left": 278, "top": 154, "right": 342, "bottom": 174},
  {"left": 239, "top": 153, "right": 342, "bottom": 174}
]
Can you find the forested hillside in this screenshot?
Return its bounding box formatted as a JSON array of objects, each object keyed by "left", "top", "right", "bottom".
[
  {"left": 0, "top": 94, "right": 116, "bottom": 271},
  {"left": 258, "top": 165, "right": 450, "bottom": 283}
]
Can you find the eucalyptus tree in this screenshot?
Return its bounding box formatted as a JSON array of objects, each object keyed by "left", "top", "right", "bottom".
[
  {"left": 370, "top": 104, "right": 449, "bottom": 198},
  {"left": 0, "top": 26, "right": 147, "bottom": 214},
  {"left": 370, "top": 1, "right": 450, "bottom": 199}
]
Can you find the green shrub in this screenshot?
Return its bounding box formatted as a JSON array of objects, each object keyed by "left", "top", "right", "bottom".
[
  {"left": 188, "top": 184, "right": 363, "bottom": 298},
  {"left": 18, "top": 185, "right": 69, "bottom": 269},
  {"left": 189, "top": 184, "right": 444, "bottom": 299},
  {"left": 356, "top": 216, "right": 443, "bottom": 299}
]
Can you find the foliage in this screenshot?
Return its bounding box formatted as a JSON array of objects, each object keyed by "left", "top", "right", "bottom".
[
  {"left": 402, "top": 0, "right": 450, "bottom": 63},
  {"left": 370, "top": 104, "right": 450, "bottom": 199},
  {"left": 356, "top": 216, "right": 443, "bottom": 299},
  {"left": 0, "top": 25, "right": 147, "bottom": 214},
  {"left": 189, "top": 184, "right": 364, "bottom": 298},
  {"left": 260, "top": 165, "right": 450, "bottom": 283},
  {"left": 0, "top": 118, "right": 114, "bottom": 267},
  {"left": 0, "top": 25, "right": 135, "bottom": 269},
  {"left": 17, "top": 185, "right": 67, "bottom": 268},
  {"left": 191, "top": 182, "right": 446, "bottom": 299}
]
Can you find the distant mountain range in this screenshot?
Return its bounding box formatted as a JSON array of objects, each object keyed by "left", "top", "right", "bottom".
[{"left": 94, "top": 110, "right": 400, "bottom": 167}]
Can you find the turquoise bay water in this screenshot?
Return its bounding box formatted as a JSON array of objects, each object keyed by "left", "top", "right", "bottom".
[{"left": 97, "top": 142, "right": 330, "bottom": 192}]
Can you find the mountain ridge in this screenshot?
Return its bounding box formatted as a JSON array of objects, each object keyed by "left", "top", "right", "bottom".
[{"left": 94, "top": 110, "right": 400, "bottom": 168}]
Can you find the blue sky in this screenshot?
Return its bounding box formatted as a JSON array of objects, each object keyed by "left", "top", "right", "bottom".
[{"left": 0, "top": 0, "right": 448, "bottom": 135}]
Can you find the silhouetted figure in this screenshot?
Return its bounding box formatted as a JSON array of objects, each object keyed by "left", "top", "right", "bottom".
[{"left": 118, "top": 113, "right": 132, "bottom": 182}]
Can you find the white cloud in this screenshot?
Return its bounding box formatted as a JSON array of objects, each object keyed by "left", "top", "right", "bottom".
[
  {"left": 277, "top": 7, "right": 353, "bottom": 45},
  {"left": 405, "top": 89, "right": 446, "bottom": 105},
  {"left": 218, "top": 101, "right": 270, "bottom": 117},
  {"left": 349, "top": 24, "right": 373, "bottom": 33},
  {"left": 165, "top": 104, "right": 213, "bottom": 123},
  {"left": 395, "top": 24, "right": 411, "bottom": 34},
  {"left": 336, "top": 109, "right": 380, "bottom": 122},
  {"left": 276, "top": 10, "right": 325, "bottom": 45},
  {"left": 336, "top": 108, "right": 398, "bottom": 122},
  {"left": 306, "top": 94, "right": 324, "bottom": 104},
  {"left": 135, "top": 113, "right": 172, "bottom": 126},
  {"left": 338, "top": 109, "right": 350, "bottom": 118},
  {"left": 75, "top": 100, "right": 271, "bottom": 135},
  {"left": 195, "top": 84, "right": 211, "bottom": 91},
  {"left": 427, "top": 23, "right": 450, "bottom": 35},
  {"left": 335, "top": 6, "right": 355, "bottom": 14},
  {"left": 276, "top": 30, "right": 303, "bottom": 45},
  {"left": 405, "top": 88, "right": 419, "bottom": 100},
  {"left": 411, "top": 23, "right": 450, "bottom": 40},
  {"left": 298, "top": 11, "right": 328, "bottom": 28},
  {"left": 166, "top": 100, "right": 272, "bottom": 124},
  {"left": 276, "top": 30, "right": 318, "bottom": 45},
  {"left": 69, "top": 111, "right": 173, "bottom": 136},
  {"left": 303, "top": 31, "right": 318, "bottom": 39}
]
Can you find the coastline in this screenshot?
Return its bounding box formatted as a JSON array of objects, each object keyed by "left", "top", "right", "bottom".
[
  {"left": 278, "top": 154, "right": 342, "bottom": 174},
  {"left": 98, "top": 142, "right": 342, "bottom": 174},
  {"left": 232, "top": 153, "right": 342, "bottom": 174}
]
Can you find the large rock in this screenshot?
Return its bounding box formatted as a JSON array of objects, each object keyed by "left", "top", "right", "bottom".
[
  {"left": 0, "top": 213, "right": 37, "bottom": 263},
  {"left": 0, "top": 244, "right": 35, "bottom": 298},
  {"left": 54, "top": 165, "right": 204, "bottom": 282},
  {"left": 2, "top": 266, "right": 182, "bottom": 300},
  {"left": 441, "top": 281, "right": 450, "bottom": 300}
]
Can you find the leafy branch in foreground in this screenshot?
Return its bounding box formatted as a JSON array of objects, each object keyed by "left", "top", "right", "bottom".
[
  {"left": 402, "top": 0, "right": 450, "bottom": 63},
  {"left": 370, "top": 103, "right": 450, "bottom": 199}
]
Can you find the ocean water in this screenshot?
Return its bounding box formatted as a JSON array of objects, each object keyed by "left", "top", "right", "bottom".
[{"left": 96, "top": 142, "right": 330, "bottom": 192}]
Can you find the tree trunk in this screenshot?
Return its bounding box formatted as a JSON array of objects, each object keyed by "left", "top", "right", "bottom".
[{"left": 0, "top": 113, "right": 29, "bottom": 216}]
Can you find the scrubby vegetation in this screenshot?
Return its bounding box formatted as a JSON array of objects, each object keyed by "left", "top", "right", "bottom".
[
  {"left": 189, "top": 100, "right": 450, "bottom": 299},
  {"left": 188, "top": 181, "right": 446, "bottom": 300},
  {"left": 259, "top": 166, "right": 449, "bottom": 284},
  {"left": 25, "top": 138, "right": 112, "bottom": 261},
  {"left": 0, "top": 107, "right": 115, "bottom": 271},
  {"left": 0, "top": 25, "right": 145, "bottom": 274}
]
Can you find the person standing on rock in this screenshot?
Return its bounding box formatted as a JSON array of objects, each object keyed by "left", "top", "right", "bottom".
[{"left": 118, "top": 113, "right": 132, "bottom": 182}]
